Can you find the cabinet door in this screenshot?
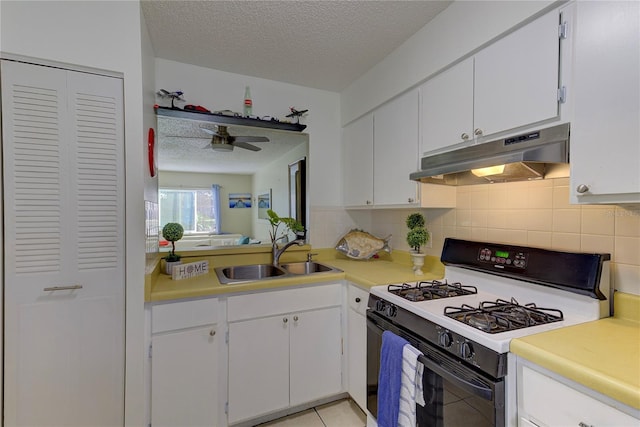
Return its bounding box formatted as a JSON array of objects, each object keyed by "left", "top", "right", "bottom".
[
  {"left": 374, "top": 90, "right": 420, "bottom": 206},
  {"left": 228, "top": 315, "right": 290, "bottom": 424},
  {"left": 290, "top": 306, "right": 343, "bottom": 406},
  {"left": 474, "top": 10, "right": 560, "bottom": 138},
  {"left": 151, "top": 326, "right": 219, "bottom": 427},
  {"left": 420, "top": 57, "right": 474, "bottom": 154},
  {"left": 570, "top": 1, "right": 640, "bottom": 204},
  {"left": 343, "top": 113, "right": 374, "bottom": 206},
  {"left": 2, "top": 60, "right": 125, "bottom": 426},
  {"left": 347, "top": 307, "right": 367, "bottom": 410}
]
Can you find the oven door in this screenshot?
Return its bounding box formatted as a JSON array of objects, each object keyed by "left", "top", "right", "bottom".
[{"left": 367, "top": 312, "right": 505, "bottom": 427}]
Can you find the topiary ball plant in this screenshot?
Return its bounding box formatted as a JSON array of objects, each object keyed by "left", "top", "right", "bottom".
[
  {"left": 162, "top": 222, "right": 184, "bottom": 262},
  {"left": 406, "top": 212, "right": 428, "bottom": 253}
]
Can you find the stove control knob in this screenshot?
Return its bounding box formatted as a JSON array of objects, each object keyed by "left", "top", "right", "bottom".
[
  {"left": 375, "top": 300, "right": 386, "bottom": 312},
  {"left": 460, "top": 341, "right": 474, "bottom": 359},
  {"left": 385, "top": 304, "right": 397, "bottom": 318},
  {"left": 438, "top": 332, "right": 453, "bottom": 348}
]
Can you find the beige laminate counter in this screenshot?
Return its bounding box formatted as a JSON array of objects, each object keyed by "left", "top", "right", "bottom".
[
  {"left": 146, "top": 247, "right": 445, "bottom": 302},
  {"left": 511, "top": 292, "right": 640, "bottom": 411}
]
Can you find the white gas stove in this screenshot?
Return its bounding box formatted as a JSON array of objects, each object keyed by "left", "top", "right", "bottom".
[{"left": 366, "top": 238, "right": 611, "bottom": 427}]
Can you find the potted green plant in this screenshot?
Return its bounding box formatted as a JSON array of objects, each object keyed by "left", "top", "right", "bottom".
[
  {"left": 406, "top": 212, "right": 429, "bottom": 275},
  {"left": 267, "top": 209, "right": 305, "bottom": 265},
  {"left": 162, "top": 222, "right": 184, "bottom": 275}
]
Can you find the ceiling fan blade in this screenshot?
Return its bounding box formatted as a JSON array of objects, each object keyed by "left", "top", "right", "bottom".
[
  {"left": 164, "top": 135, "right": 209, "bottom": 139},
  {"left": 232, "top": 136, "right": 269, "bottom": 143},
  {"left": 232, "top": 141, "right": 261, "bottom": 151}
]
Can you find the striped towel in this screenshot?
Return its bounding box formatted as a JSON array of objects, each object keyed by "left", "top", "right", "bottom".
[{"left": 397, "top": 344, "right": 425, "bottom": 427}]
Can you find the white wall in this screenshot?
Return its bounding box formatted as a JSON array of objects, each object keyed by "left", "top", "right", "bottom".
[
  {"left": 155, "top": 59, "right": 342, "bottom": 208},
  {"left": 0, "top": 1, "right": 147, "bottom": 424},
  {"left": 252, "top": 141, "right": 309, "bottom": 243},
  {"left": 341, "top": 0, "right": 555, "bottom": 124}
]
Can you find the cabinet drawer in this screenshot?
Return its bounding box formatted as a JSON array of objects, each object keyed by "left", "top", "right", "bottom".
[
  {"left": 152, "top": 298, "right": 219, "bottom": 333},
  {"left": 228, "top": 283, "right": 342, "bottom": 322},
  {"left": 520, "top": 365, "right": 638, "bottom": 426},
  {"left": 347, "top": 284, "right": 369, "bottom": 316}
]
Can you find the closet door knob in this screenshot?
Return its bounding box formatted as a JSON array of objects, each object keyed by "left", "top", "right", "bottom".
[
  {"left": 293, "top": 315, "right": 299, "bottom": 322},
  {"left": 209, "top": 329, "right": 216, "bottom": 337},
  {"left": 461, "top": 133, "right": 469, "bottom": 140},
  {"left": 283, "top": 317, "right": 288, "bottom": 323},
  {"left": 474, "top": 128, "right": 483, "bottom": 136}
]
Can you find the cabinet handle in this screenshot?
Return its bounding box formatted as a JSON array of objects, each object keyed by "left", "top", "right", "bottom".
[
  {"left": 293, "top": 315, "right": 299, "bottom": 322},
  {"left": 474, "top": 128, "right": 483, "bottom": 136},
  {"left": 408, "top": 197, "right": 414, "bottom": 203},
  {"left": 43, "top": 285, "right": 83, "bottom": 292},
  {"left": 283, "top": 317, "right": 288, "bottom": 323},
  {"left": 461, "top": 132, "right": 469, "bottom": 140},
  {"left": 355, "top": 297, "right": 361, "bottom": 303},
  {"left": 209, "top": 329, "right": 216, "bottom": 337},
  {"left": 366, "top": 200, "right": 372, "bottom": 205},
  {"left": 578, "top": 422, "right": 594, "bottom": 427},
  {"left": 576, "top": 184, "right": 590, "bottom": 194}
]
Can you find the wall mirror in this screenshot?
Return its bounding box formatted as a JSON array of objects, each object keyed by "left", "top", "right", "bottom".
[{"left": 156, "top": 115, "right": 308, "bottom": 248}]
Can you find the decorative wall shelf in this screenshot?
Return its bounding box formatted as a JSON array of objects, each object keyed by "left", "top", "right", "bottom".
[{"left": 155, "top": 106, "right": 307, "bottom": 132}]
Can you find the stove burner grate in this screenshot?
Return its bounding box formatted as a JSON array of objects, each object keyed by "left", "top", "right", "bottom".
[
  {"left": 444, "top": 298, "right": 564, "bottom": 333},
  {"left": 388, "top": 280, "right": 478, "bottom": 301}
]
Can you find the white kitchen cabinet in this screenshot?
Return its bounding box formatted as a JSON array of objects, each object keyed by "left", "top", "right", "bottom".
[
  {"left": 420, "top": 57, "right": 474, "bottom": 155},
  {"left": 518, "top": 363, "right": 639, "bottom": 426},
  {"left": 343, "top": 113, "right": 374, "bottom": 207},
  {"left": 227, "top": 284, "right": 343, "bottom": 425},
  {"left": 373, "top": 90, "right": 420, "bottom": 206},
  {"left": 346, "top": 283, "right": 369, "bottom": 411},
  {"left": 474, "top": 10, "right": 561, "bottom": 138},
  {"left": 150, "top": 298, "right": 221, "bottom": 427},
  {"left": 420, "top": 8, "right": 563, "bottom": 155},
  {"left": 569, "top": 1, "right": 640, "bottom": 204},
  {"left": 1, "top": 60, "right": 125, "bottom": 426}
]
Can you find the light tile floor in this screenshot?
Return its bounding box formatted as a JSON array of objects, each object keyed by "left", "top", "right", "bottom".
[{"left": 258, "top": 399, "right": 366, "bottom": 427}]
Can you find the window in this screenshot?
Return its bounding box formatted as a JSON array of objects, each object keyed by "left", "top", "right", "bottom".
[{"left": 159, "top": 188, "right": 217, "bottom": 234}]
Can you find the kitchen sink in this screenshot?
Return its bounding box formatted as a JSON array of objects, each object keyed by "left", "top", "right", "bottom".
[
  {"left": 215, "top": 262, "right": 342, "bottom": 284},
  {"left": 215, "top": 264, "right": 287, "bottom": 284},
  {"left": 280, "top": 261, "right": 337, "bottom": 275}
]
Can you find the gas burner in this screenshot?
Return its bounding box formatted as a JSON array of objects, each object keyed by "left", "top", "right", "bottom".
[
  {"left": 444, "top": 298, "right": 564, "bottom": 334},
  {"left": 388, "top": 280, "right": 477, "bottom": 301}
]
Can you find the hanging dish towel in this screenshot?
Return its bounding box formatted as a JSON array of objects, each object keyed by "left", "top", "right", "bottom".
[
  {"left": 397, "top": 344, "right": 425, "bottom": 427},
  {"left": 377, "top": 330, "right": 409, "bottom": 427}
]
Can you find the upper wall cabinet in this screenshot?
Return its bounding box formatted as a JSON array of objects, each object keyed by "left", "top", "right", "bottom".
[
  {"left": 569, "top": 1, "right": 640, "bottom": 204},
  {"left": 343, "top": 113, "right": 374, "bottom": 206},
  {"left": 373, "top": 90, "right": 420, "bottom": 206},
  {"left": 420, "top": 9, "right": 564, "bottom": 155}
]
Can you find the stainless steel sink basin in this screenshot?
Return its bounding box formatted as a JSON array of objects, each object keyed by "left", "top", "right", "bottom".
[
  {"left": 215, "top": 261, "right": 342, "bottom": 284},
  {"left": 215, "top": 264, "right": 287, "bottom": 284},
  {"left": 280, "top": 261, "right": 338, "bottom": 275}
]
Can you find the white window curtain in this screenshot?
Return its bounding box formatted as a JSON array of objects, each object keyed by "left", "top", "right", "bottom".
[{"left": 211, "top": 184, "right": 221, "bottom": 234}]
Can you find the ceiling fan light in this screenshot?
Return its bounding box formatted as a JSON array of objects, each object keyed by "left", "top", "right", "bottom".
[{"left": 210, "top": 143, "right": 233, "bottom": 152}]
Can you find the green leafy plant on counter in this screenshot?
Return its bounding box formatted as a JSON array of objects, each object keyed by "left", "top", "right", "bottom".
[
  {"left": 267, "top": 209, "right": 305, "bottom": 245},
  {"left": 162, "top": 222, "right": 184, "bottom": 262},
  {"left": 406, "top": 212, "right": 429, "bottom": 253}
]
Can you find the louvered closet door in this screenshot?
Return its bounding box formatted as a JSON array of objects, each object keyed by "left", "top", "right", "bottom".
[{"left": 1, "top": 60, "right": 125, "bottom": 426}]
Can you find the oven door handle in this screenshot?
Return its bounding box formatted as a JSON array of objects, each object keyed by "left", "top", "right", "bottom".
[{"left": 417, "top": 354, "right": 493, "bottom": 401}]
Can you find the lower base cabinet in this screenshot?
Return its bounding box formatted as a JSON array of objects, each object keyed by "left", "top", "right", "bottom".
[
  {"left": 150, "top": 298, "right": 221, "bottom": 427},
  {"left": 518, "top": 361, "right": 639, "bottom": 426},
  {"left": 347, "top": 284, "right": 369, "bottom": 410},
  {"left": 227, "top": 284, "right": 343, "bottom": 425}
]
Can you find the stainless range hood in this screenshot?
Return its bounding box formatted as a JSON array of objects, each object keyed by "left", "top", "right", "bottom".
[{"left": 410, "top": 123, "right": 570, "bottom": 185}]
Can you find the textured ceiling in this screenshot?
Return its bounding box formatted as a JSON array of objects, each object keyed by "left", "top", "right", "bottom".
[
  {"left": 157, "top": 115, "right": 308, "bottom": 174},
  {"left": 141, "top": 0, "right": 452, "bottom": 92}
]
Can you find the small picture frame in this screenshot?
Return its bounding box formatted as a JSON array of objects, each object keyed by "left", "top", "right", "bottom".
[
  {"left": 258, "top": 189, "right": 272, "bottom": 219},
  {"left": 229, "top": 192, "right": 252, "bottom": 208}
]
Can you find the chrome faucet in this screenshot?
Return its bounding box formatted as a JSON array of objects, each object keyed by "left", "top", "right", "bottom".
[{"left": 272, "top": 236, "right": 305, "bottom": 266}]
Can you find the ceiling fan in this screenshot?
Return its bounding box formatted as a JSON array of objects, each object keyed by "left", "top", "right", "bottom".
[{"left": 200, "top": 125, "right": 269, "bottom": 152}]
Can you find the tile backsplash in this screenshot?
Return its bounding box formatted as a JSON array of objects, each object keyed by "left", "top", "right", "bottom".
[{"left": 310, "top": 178, "right": 640, "bottom": 295}]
